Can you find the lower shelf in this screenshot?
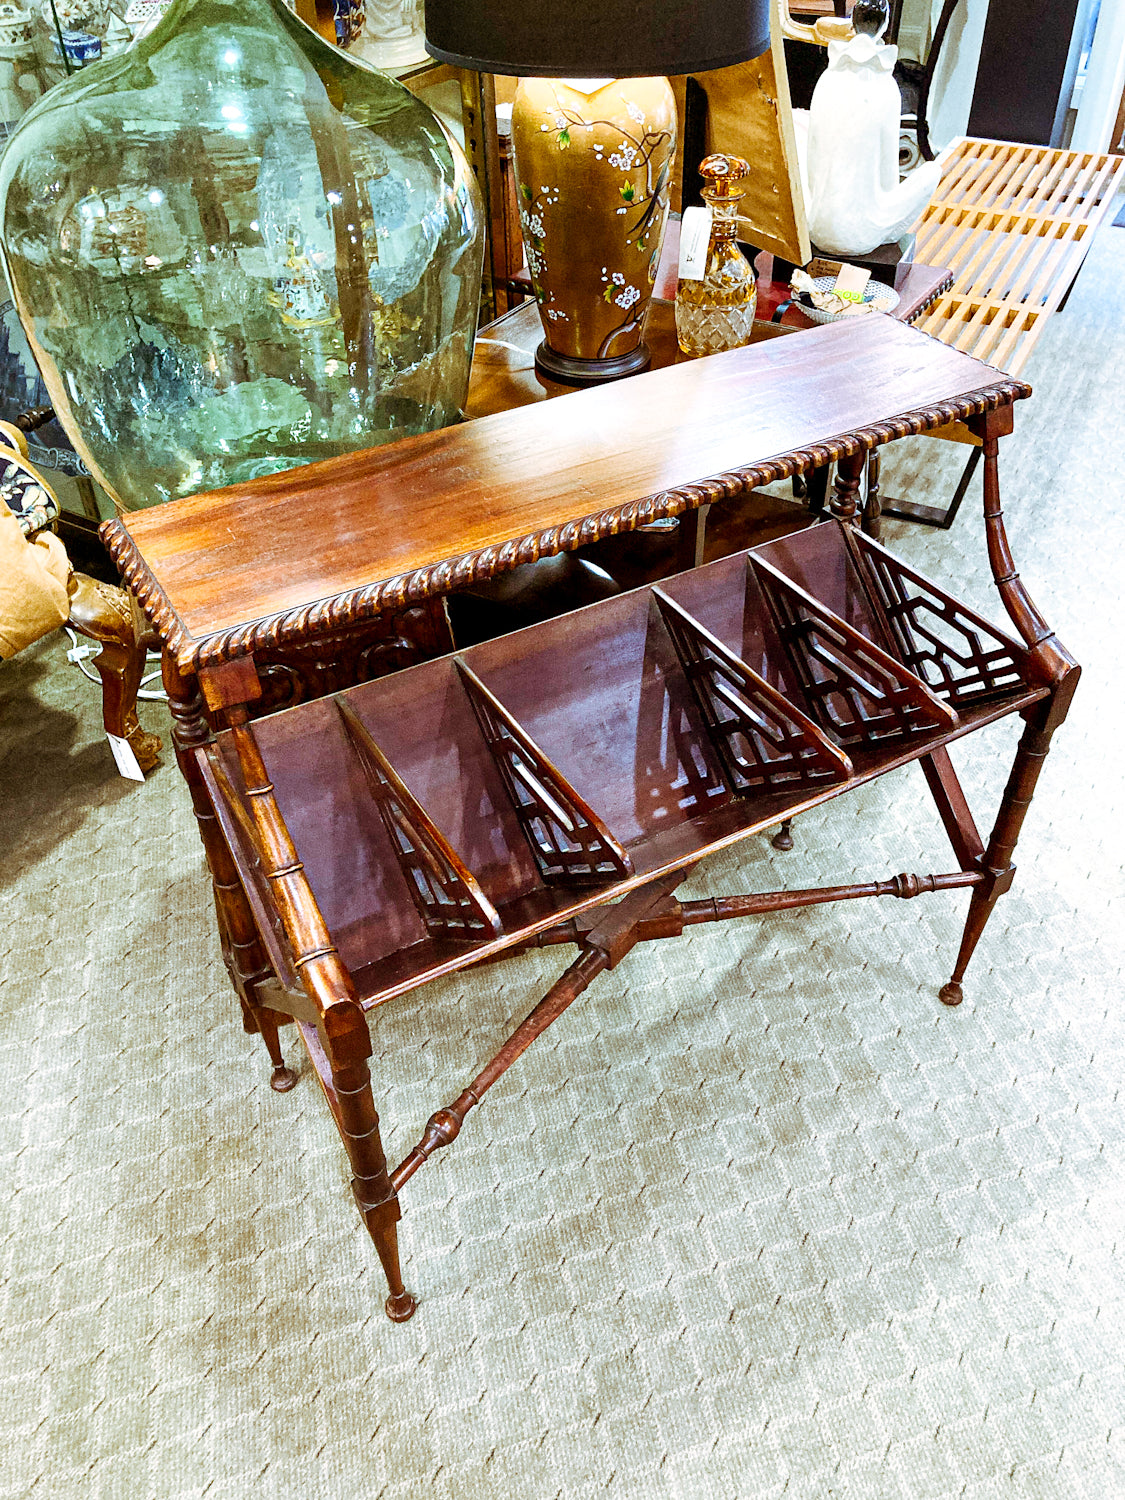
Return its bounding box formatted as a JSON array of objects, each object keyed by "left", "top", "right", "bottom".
[{"left": 205, "top": 517, "right": 1048, "bottom": 1011}]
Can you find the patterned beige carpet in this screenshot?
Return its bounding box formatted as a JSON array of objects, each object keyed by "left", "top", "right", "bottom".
[{"left": 2, "top": 223, "right": 1124, "bottom": 1500}]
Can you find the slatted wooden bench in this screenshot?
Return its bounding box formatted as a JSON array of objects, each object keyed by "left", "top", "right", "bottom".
[{"left": 882, "top": 136, "right": 1125, "bottom": 527}]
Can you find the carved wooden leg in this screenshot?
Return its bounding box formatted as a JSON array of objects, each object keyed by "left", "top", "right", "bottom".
[
  {"left": 919, "top": 747, "right": 984, "bottom": 871},
  {"left": 939, "top": 705, "right": 1059, "bottom": 1006},
  {"left": 862, "top": 450, "right": 882, "bottom": 539},
  {"left": 829, "top": 448, "right": 866, "bottom": 523},
  {"left": 326, "top": 1003, "right": 415, "bottom": 1321},
  {"left": 162, "top": 654, "right": 293, "bottom": 1079},
  {"left": 67, "top": 572, "right": 161, "bottom": 771}
]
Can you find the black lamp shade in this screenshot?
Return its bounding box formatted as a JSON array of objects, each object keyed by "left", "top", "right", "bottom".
[{"left": 423, "top": 0, "right": 771, "bottom": 78}]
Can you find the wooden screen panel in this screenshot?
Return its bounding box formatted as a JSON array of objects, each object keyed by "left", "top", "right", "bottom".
[
  {"left": 462, "top": 585, "right": 731, "bottom": 851},
  {"left": 649, "top": 547, "right": 796, "bottom": 696},
  {"left": 456, "top": 662, "right": 633, "bottom": 886},
  {"left": 753, "top": 521, "right": 896, "bottom": 654},
  {"left": 652, "top": 588, "right": 852, "bottom": 796},
  {"left": 335, "top": 699, "right": 503, "bottom": 943},
  {"left": 751, "top": 557, "right": 959, "bottom": 750},
  {"left": 850, "top": 530, "right": 1035, "bottom": 707}
]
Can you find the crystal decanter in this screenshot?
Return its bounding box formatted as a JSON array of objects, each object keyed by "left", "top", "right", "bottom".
[{"left": 675, "top": 153, "right": 757, "bottom": 358}]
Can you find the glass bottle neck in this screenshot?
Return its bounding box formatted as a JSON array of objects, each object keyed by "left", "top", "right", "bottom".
[{"left": 702, "top": 193, "right": 742, "bottom": 242}]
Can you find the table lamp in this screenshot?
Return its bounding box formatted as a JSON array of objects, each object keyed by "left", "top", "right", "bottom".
[{"left": 425, "top": 0, "right": 771, "bottom": 384}]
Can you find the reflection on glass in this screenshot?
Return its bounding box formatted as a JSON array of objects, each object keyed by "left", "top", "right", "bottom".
[{"left": 0, "top": 0, "right": 483, "bottom": 509}]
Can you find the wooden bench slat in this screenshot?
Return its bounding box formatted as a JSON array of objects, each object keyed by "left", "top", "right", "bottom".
[{"left": 910, "top": 138, "right": 1125, "bottom": 379}]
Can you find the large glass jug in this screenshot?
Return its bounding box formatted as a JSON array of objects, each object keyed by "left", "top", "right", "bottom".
[{"left": 0, "top": 0, "right": 483, "bottom": 509}]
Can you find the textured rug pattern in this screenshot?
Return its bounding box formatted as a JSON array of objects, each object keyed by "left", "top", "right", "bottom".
[{"left": 1, "top": 225, "right": 1124, "bottom": 1499}]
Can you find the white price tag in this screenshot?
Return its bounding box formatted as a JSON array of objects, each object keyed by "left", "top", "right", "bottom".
[
  {"left": 678, "top": 206, "right": 712, "bottom": 281},
  {"left": 832, "top": 263, "right": 871, "bottom": 303},
  {"left": 107, "top": 732, "right": 145, "bottom": 782}
]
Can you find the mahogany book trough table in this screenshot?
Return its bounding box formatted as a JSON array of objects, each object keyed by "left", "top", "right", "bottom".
[{"left": 104, "top": 318, "right": 1078, "bottom": 1321}]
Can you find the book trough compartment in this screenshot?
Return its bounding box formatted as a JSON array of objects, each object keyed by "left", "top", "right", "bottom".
[{"left": 196, "top": 517, "right": 1064, "bottom": 1319}]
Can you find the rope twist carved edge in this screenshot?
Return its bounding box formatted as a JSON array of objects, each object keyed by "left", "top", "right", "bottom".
[{"left": 101, "top": 378, "right": 1029, "bottom": 673}]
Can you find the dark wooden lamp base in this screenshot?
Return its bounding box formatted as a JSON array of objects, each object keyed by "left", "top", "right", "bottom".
[{"left": 534, "top": 339, "right": 653, "bottom": 385}]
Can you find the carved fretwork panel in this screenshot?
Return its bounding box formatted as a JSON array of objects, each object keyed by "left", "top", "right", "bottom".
[
  {"left": 652, "top": 589, "right": 852, "bottom": 795},
  {"left": 752, "top": 558, "right": 959, "bottom": 749},
  {"left": 851, "top": 531, "right": 1032, "bottom": 708},
  {"left": 456, "top": 661, "right": 633, "bottom": 886},
  {"left": 335, "top": 698, "right": 503, "bottom": 943}
]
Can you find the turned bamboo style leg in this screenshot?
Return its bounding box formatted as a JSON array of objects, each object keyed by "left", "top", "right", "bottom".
[
  {"left": 326, "top": 1004, "right": 415, "bottom": 1321},
  {"left": 939, "top": 704, "right": 1059, "bottom": 1006},
  {"left": 162, "top": 654, "right": 297, "bottom": 1087},
  {"left": 940, "top": 424, "right": 1080, "bottom": 1005}
]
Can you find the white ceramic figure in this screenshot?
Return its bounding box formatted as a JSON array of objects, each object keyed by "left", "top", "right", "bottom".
[
  {"left": 0, "top": 2, "right": 36, "bottom": 129},
  {"left": 804, "top": 0, "right": 941, "bottom": 257},
  {"left": 358, "top": 0, "right": 425, "bottom": 68},
  {"left": 365, "top": 0, "right": 407, "bottom": 37},
  {"left": 122, "top": 0, "right": 167, "bottom": 33}
]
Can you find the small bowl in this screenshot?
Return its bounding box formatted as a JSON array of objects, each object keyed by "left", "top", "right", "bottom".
[{"left": 795, "top": 277, "right": 901, "bottom": 325}]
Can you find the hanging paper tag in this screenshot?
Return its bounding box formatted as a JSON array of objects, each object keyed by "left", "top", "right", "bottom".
[
  {"left": 833, "top": 263, "right": 871, "bottom": 304},
  {"left": 678, "top": 206, "right": 712, "bottom": 281},
  {"left": 107, "top": 732, "right": 145, "bottom": 782}
]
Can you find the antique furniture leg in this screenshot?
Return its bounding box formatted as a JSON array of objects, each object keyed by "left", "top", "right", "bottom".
[
  {"left": 939, "top": 699, "right": 1061, "bottom": 1005},
  {"left": 162, "top": 655, "right": 298, "bottom": 1088},
  {"left": 771, "top": 818, "right": 794, "bottom": 850},
  {"left": 919, "top": 747, "right": 985, "bottom": 872},
  {"left": 254, "top": 1008, "right": 299, "bottom": 1093},
  {"left": 328, "top": 1004, "right": 415, "bottom": 1321},
  {"left": 67, "top": 572, "right": 162, "bottom": 772},
  {"left": 805, "top": 464, "right": 829, "bottom": 515},
  {"left": 829, "top": 448, "right": 866, "bottom": 522},
  {"left": 215, "top": 705, "right": 415, "bottom": 1318},
  {"left": 938, "top": 421, "right": 1080, "bottom": 1003}
]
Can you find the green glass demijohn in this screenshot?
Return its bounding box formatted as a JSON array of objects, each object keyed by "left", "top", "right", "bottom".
[{"left": 0, "top": 0, "right": 483, "bottom": 509}]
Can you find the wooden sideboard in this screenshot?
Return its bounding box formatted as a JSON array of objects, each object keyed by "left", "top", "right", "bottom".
[{"left": 103, "top": 318, "right": 1078, "bottom": 1321}]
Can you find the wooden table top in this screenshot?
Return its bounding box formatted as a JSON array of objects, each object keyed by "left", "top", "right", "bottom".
[{"left": 104, "top": 316, "right": 1027, "bottom": 672}]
